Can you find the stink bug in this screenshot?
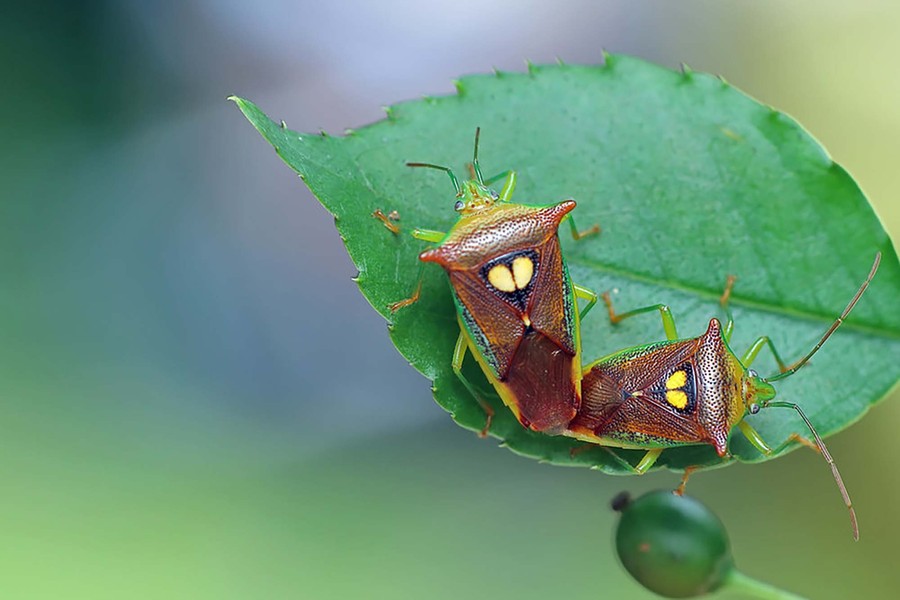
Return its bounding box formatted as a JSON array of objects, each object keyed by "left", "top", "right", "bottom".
[
  {"left": 567, "top": 253, "right": 881, "bottom": 540},
  {"left": 375, "top": 128, "right": 600, "bottom": 436}
]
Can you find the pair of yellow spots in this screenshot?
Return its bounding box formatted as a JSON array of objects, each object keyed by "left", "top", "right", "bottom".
[
  {"left": 487, "top": 255, "right": 535, "bottom": 293},
  {"left": 665, "top": 369, "right": 690, "bottom": 410}
]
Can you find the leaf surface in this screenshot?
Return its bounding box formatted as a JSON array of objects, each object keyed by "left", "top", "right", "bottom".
[{"left": 233, "top": 55, "right": 900, "bottom": 473}]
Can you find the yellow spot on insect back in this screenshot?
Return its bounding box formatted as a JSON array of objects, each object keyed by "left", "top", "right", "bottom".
[
  {"left": 666, "top": 370, "right": 687, "bottom": 390},
  {"left": 666, "top": 390, "right": 688, "bottom": 409},
  {"left": 511, "top": 256, "right": 534, "bottom": 289},
  {"left": 488, "top": 264, "right": 517, "bottom": 292}
]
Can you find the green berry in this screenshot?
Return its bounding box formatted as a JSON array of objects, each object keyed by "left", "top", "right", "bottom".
[{"left": 612, "top": 490, "right": 734, "bottom": 598}]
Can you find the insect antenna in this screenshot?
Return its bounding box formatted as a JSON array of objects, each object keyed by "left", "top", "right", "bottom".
[
  {"left": 406, "top": 162, "right": 462, "bottom": 196},
  {"left": 766, "top": 252, "right": 881, "bottom": 383},
  {"left": 765, "top": 401, "right": 859, "bottom": 540},
  {"left": 471, "top": 126, "right": 485, "bottom": 184}
]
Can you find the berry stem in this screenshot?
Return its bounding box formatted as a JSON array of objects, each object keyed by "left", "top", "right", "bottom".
[{"left": 725, "top": 569, "right": 808, "bottom": 600}]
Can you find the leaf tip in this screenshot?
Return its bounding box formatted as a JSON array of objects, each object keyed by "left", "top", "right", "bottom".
[
  {"left": 680, "top": 62, "right": 693, "bottom": 77},
  {"left": 452, "top": 79, "right": 466, "bottom": 97},
  {"left": 227, "top": 95, "right": 253, "bottom": 116}
]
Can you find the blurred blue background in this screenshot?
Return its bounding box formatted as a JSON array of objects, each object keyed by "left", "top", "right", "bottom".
[{"left": 2, "top": 1, "right": 899, "bottom": 598}]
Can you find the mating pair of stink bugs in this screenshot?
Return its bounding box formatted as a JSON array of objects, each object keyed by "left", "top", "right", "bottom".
[{"left": 375, "top": 129, "right": 879, "bottom": 541}]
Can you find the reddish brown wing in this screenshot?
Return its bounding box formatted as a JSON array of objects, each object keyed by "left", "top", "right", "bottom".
[
  {"left": 449, "top": 267, "right": 526, "bottom": 378},
  {"left": 526, "top": 235, "right": 576, "bottom": 356},
  {"left": 569, "top": 339, "right": 709, "bottom": 446}
]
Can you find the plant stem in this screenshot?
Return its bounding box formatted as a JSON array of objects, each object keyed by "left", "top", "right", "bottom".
[{"left": 724, "top": 569, "right": 808, "bottom": 600}]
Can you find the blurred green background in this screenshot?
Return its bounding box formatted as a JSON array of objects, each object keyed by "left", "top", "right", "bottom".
[{"left": 3, "top": 2, "right": 898, "bottom": 598}]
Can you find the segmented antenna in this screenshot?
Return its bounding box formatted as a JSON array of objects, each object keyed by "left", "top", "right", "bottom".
[
  {"left": 767, "top": 401, "right": 859, "bottom": 541},
  {"left": 767, "top": 252, "right": 881, "bottom": 382},
  {"left": 471, "top": 127, "right": 484, "bottom": 184},
  {"left": 760, "top": 252, "right": 881, "bottom": 542},
  {"left": 406, "top": 162, "right": 461, "bottom": 196}
]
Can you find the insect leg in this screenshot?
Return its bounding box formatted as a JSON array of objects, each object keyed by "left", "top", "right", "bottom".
[
  {"left": 388, "top": 262, "right": 425, "bottom": 312},
  {"left": 483, "top": 168, "right": 513, "bottom": 186},
  {"left": 452, "top": 331, "right": 494, "bottom": 438},
  {"left": 738, "top": 411, "right": 858, "bottom": 540},
  {"left": 372, "top": 209, "right": 401, "bottom": 234},
  {"left": 498, "top": 170, "right": 518, "bottom": 201},
  {"left": 718, "top": 274, "right": 738, "bottom": 342},
  {"left": 574, "top": 284, "right": 599, "bottom": 320},
  {"left": 738, "top": 422, "right": 818, "bottom": 458},
  {"left": 477, "top": 169, "right": 517, "bottom": 200},
  {"left": 601, "top": 294, "right": 679, "bottom": 340},
  {"left": 569, "top": 444, "right": 651, "bottom": 475},
  {"left": 602, "top": 447, "right": 647, "bottom": 473},
  {"left": 411, "top": 228, "right": 445, "bottom": 243},
  {"left": 372, "top": 207, "right": 446, "bottom": 243},
  {"left": 565, "top": 214, "right": 601, "bottom": 240},
  {"left": 634, "top": 448, "right": 664, "bottom": 474},
  {"left": 740, "top": 336, "right": 789, "bottom": 372},
  {"left": 674, "top": 466, "right": 699, "bottom": 496},
  {"left": 382, "top": 228, "right": 446, "bottom": 312},
  {"left": 737, "top": 420, "right": 773, "bottom": 454}
]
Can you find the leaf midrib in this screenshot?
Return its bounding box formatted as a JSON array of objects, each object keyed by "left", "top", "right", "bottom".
[{"left": 570, "top": 255, "right": 900, "bottom": 339}]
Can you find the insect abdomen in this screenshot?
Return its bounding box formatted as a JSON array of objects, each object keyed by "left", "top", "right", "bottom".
[{"left": 501, "top": 329, "right": 579, "bottom": 434}]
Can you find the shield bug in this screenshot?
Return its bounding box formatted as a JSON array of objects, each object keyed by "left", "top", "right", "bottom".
[
  {"left": 375, "top": 128, "right": 600, "bottom": 436},
  {"left": 567, "top": 253, "right": 881, "bottom": 540}
]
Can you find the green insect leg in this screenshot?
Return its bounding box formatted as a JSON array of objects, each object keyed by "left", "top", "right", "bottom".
[
  {"left": 411, "top": 228, "right": 446, "bottom": 243},
  {"left": 565, "top": 214, "right": 601, "bottom": 240},
  {"left": 718, "top": 274, "right": 738, "bottom": 342},
  {"left": 740, "top": 336, "right": 789, "bottom": 373},
  {"left": 738, "top": 421, "right": 818, "bottom": 456},
  {"left": 634, "top": 448, "right": 664, "bottom": 474},
  {"left": 601, "top": 294, "right": 679, "bottom": 340},
  {"left": 574, "top": 284, "right": 599, "bottom": 320},
  {"left": 452, "top": 331, "right": 494, "bottom": 437},
  {"left": 483, "top": 170, "right": 517, "bottom": 202},
  {"left": 569, "top": 444, "right": 660, "bottom": 475},
  {"left": 737, "top": 420, "right": 775, "bottom": 455},
  {"left": 384, "top": 227, "right": 446, "bottom": 312}
]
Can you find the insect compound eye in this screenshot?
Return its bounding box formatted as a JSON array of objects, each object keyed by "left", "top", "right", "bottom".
[
  {"left": 747, "top": 369, "right": 758, "bottom": 378},
  {"left": 749, "top": 403, "right": 760, "bottom": 415},
  {"left": 491, "top": 190, "right": 500, "bottom": 200},
  {"left": 454, "top": 200, "right": 464, "bottom": 211}
]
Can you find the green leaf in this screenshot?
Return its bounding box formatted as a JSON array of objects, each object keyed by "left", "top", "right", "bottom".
[{"left": 231, "top": 54, "right": 900, "bottom": 474}]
